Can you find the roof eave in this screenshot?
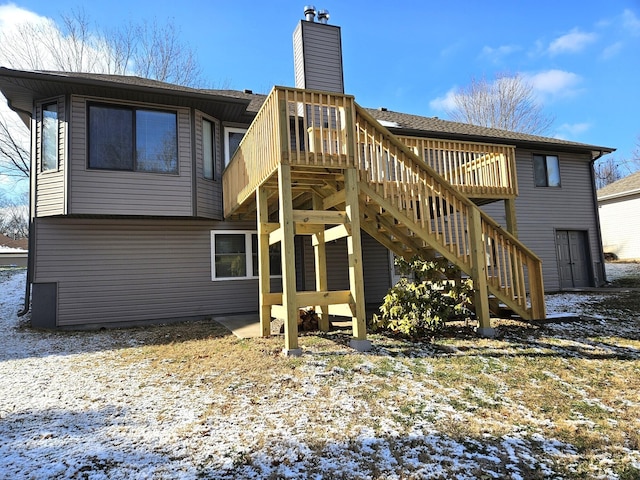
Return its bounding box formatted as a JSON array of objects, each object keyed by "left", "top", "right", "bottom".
[
  {"left": 386, "top": 126, "right": 615, "bottom": 157},
  {"left": 598, "top": 188, "right": 640, "bottom": 202},
  {"left": 0, "top": 67, "right": 254, "bottom": 123}
]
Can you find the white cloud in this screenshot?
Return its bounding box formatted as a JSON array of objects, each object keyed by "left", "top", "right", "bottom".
[
  {"left": 555, "top": 122, "right": 592, "bottom": 140},
  {"left": 480, "top": 44, "right": 521, "bottom": 62},
  {"left": 622, "top": 9, "right": 640, "bottom": 35},
  {"left": 0, "top": 3, "right": 50, "bottom": 32},
  {"left": 601, "top": 41, "right": 624, "bottom": 59},
  {"left": 526, "top": 69, "right": 582, "bottom": 99},
  {"left": 429, "top": 88, "right": 457, "bottom": 112},
  {"left": 548, "top": 28, "right": 597, "bottom": 55},
  {"left": 0, "top": 4, "right": 121, "bottom": 73}
]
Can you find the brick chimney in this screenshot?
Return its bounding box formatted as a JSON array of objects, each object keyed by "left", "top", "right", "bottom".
[{"left": 293, "top": 6, "right": 344, "bottom": 93}]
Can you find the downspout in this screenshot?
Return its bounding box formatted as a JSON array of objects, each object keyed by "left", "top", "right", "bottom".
[
  {"left": 590, "top": 150, "right": 607, "bottom": 286},
  {"left": 17, "top": 220, "right": 33, "bottom": 316},
  {"left": 17, "top": 111, "right": 36, "bottom": 317}
]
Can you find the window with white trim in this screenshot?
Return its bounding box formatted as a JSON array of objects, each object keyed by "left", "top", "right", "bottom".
[
  {"left": 224, "top": 127, "right": 247, "bottom": 167},
  {"left": 210, "top": 231, "right": 282, "bottom": 280}
]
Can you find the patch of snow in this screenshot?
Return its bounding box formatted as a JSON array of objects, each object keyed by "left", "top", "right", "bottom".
[
  {"left": 0, "top": 246, "right": 27, "bottom": 252},
  {"left": 377, "top": 119, "right": 401, "bottom": 128},
  {"left": 1, "top": 270, "right": 638, "bottom": 478},
  {"left": 605, "top": 262, "right": 640, "bottom": 282}
]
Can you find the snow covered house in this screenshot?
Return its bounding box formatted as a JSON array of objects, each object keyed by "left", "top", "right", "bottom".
[
  {"left": 0, "top": 11, "right": 613, "bottom": 353},
  {"left": 597, "top": 171, "right": 640, "bottom": 261}
]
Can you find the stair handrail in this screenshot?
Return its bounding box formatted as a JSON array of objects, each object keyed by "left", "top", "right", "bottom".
[{"left": 354, "top": 104, "right": 545, "bottom": 319}]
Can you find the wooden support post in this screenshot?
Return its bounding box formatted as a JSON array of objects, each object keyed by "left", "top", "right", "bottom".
[
  {"left": 257, "top": 186, "right": 271, "bottom": 337},
  {"left": 312, "top": 194, "right": 330, "bottom": 332},
  {"left": 278, "top": 163, "right": 301, "bottom": 355},
  {"left": 344, "top": 168, "right": 371, "bottom": 351},
  {"left": 504, "top": 197, "right": 522, "bottom": 314},
  {"left": 504, "top": 198, "right": 518, "bottom": 238},
  {"left": 529, "top": 259, "right": 546, "bottom": 320},
  {"left": 468, "top": 207, "right": 494, "bottom": 337}
]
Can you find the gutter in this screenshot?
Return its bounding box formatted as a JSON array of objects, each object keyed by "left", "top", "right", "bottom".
[{"left": 597, "top": 187, "right": 640, "bottom": 202}]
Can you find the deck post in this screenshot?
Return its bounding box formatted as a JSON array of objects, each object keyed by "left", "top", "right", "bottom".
[
  {"left": 312, "top": 194, "right": 330, "bottom": 331},
  {"left": 278, "top": 163, "right": 301, "bottom": 355},
  {"left": 504, "top": 198, "right": 518, "bottom": 238},
  {"left": 257, "top": 185, "right": 271, "bottom": 337},
  {"left": 528, "top": 258, "right": 546, "bottom": 320},
  {"left": 468, "top": 207, "right": 494, "bottom": 337},
  {"left": 344, "top": 168, "right": 371, "bottom": 351}
]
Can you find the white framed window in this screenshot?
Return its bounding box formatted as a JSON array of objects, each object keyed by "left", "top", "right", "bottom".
[
  {"left": 224, "top": 127, "right": 247, "bottom": 167},
  {"left": 210, "top": 231, "right": 282, "bottom": 280}
]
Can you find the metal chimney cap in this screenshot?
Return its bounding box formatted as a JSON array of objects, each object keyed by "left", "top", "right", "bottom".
[
  {"left": 303, "top": 5, "right": 316, "bottom": 21},
  {"left": 317, "top": 9, "right": 330, "bottom": 24}
]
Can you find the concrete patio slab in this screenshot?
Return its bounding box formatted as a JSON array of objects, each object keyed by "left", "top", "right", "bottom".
[{"left": 214, "top": 314, "right": 261, "bottom": 339}]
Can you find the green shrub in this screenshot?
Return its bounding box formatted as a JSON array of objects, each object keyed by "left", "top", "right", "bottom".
[{"left": 372, "top": 256, "right": 473, "bottom": 339}]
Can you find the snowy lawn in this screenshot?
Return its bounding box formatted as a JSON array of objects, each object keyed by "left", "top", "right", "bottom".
[{"left": 1, "top": 265, "right": 639, "bottom": 479}]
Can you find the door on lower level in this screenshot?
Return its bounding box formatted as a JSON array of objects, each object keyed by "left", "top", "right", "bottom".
[{"left": 556, "top": 230, "right": 592, "bottom": 288}]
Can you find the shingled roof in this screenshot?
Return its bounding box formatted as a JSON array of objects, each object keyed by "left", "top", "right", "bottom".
[
  {"left": 210, "top": 90, "right": 613, "bottom": 156},
  {"left": 364, "top": 108, "right": 614, "bottom": 155},
  {"left": 0, "top": 68, "right": 615, "bottom": 156},
  {"left": 597, "top": 170, "right": 640, "bottom": 200}
]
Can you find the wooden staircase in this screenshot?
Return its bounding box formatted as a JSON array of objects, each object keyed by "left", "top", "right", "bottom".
[{"left": 223, "top": 87, "right": 546, "bottom": 353}]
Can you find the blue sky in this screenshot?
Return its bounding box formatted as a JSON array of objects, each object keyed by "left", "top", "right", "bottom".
[{"left": 1, "top": 0, "right": 639, "bottom": 196}]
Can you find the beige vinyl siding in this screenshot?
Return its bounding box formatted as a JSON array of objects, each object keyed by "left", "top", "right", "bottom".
[
  {"left": 293, "top": 21, "right": 344, "bottom": 93},
  {"left": 33, "top": 217, "right": 260, "bottom": 327},
  {"left": 35, "top": 97, "right": 66, "bottom": 217},
  {"left": 482, "top": 149, "right": 601, "bottom": 290},
  {"left": 68, "top": 95, "right": 193, "bottom": 216},
  {"left": 599, "top": 193, "right": 640, "bottom": 260},
  {"left": 194, "top": 111, "right": 223, "bottom": 219}
]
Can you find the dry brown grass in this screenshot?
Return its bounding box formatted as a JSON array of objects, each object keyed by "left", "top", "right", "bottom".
[{"left": 86, "top": 309, "right": 640, "bottom": 478}]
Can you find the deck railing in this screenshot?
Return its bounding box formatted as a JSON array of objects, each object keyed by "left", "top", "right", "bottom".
[
  {"left": 223, "top": 87, "right": 357, "bottom": 216},
  {"left": 222, "top": 87, "right": 545, "bottom": 319},
  {"left": 397, "top": 136, "right": 518, "bottom": 199},
  {"left": 223, "top": 87, "right": 282, "bottom": 216},
  {"left": 355, "top": 107, "right": 545, "bottom": 319}
]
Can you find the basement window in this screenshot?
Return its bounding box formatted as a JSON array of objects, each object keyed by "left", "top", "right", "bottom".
[
  {"left": 533, "top": 154, "right": 561, "bottom": 187},
  {"left": 88, "top": 104, "right": 178, "bottom": 174},
  {"left": 211, "top": 231, "right": 282, "bottom": 280}
]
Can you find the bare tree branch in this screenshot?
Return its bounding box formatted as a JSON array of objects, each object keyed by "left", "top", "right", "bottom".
[
  {"left": 131, "top": 20, "right": 202, "bottom": 86},
  {"left": 0, "top": 113, "right": 29, "bottom": 178},
  {"left": 0, "top": 10, "right": 204, "bottom": 185},
  {"left": 447, "top": 73, "right": 555, "bottom": 135},
  {"left": 594, "top": 157, "right": 623, "bottom": 190},
  {"left": 0, "top": 193, "right": 29, "bottom": 238}
]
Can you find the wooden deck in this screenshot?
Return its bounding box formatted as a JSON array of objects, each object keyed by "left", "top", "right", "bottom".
[{"left": 223, "top": 86, "right": 545, "bottom": 353}]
